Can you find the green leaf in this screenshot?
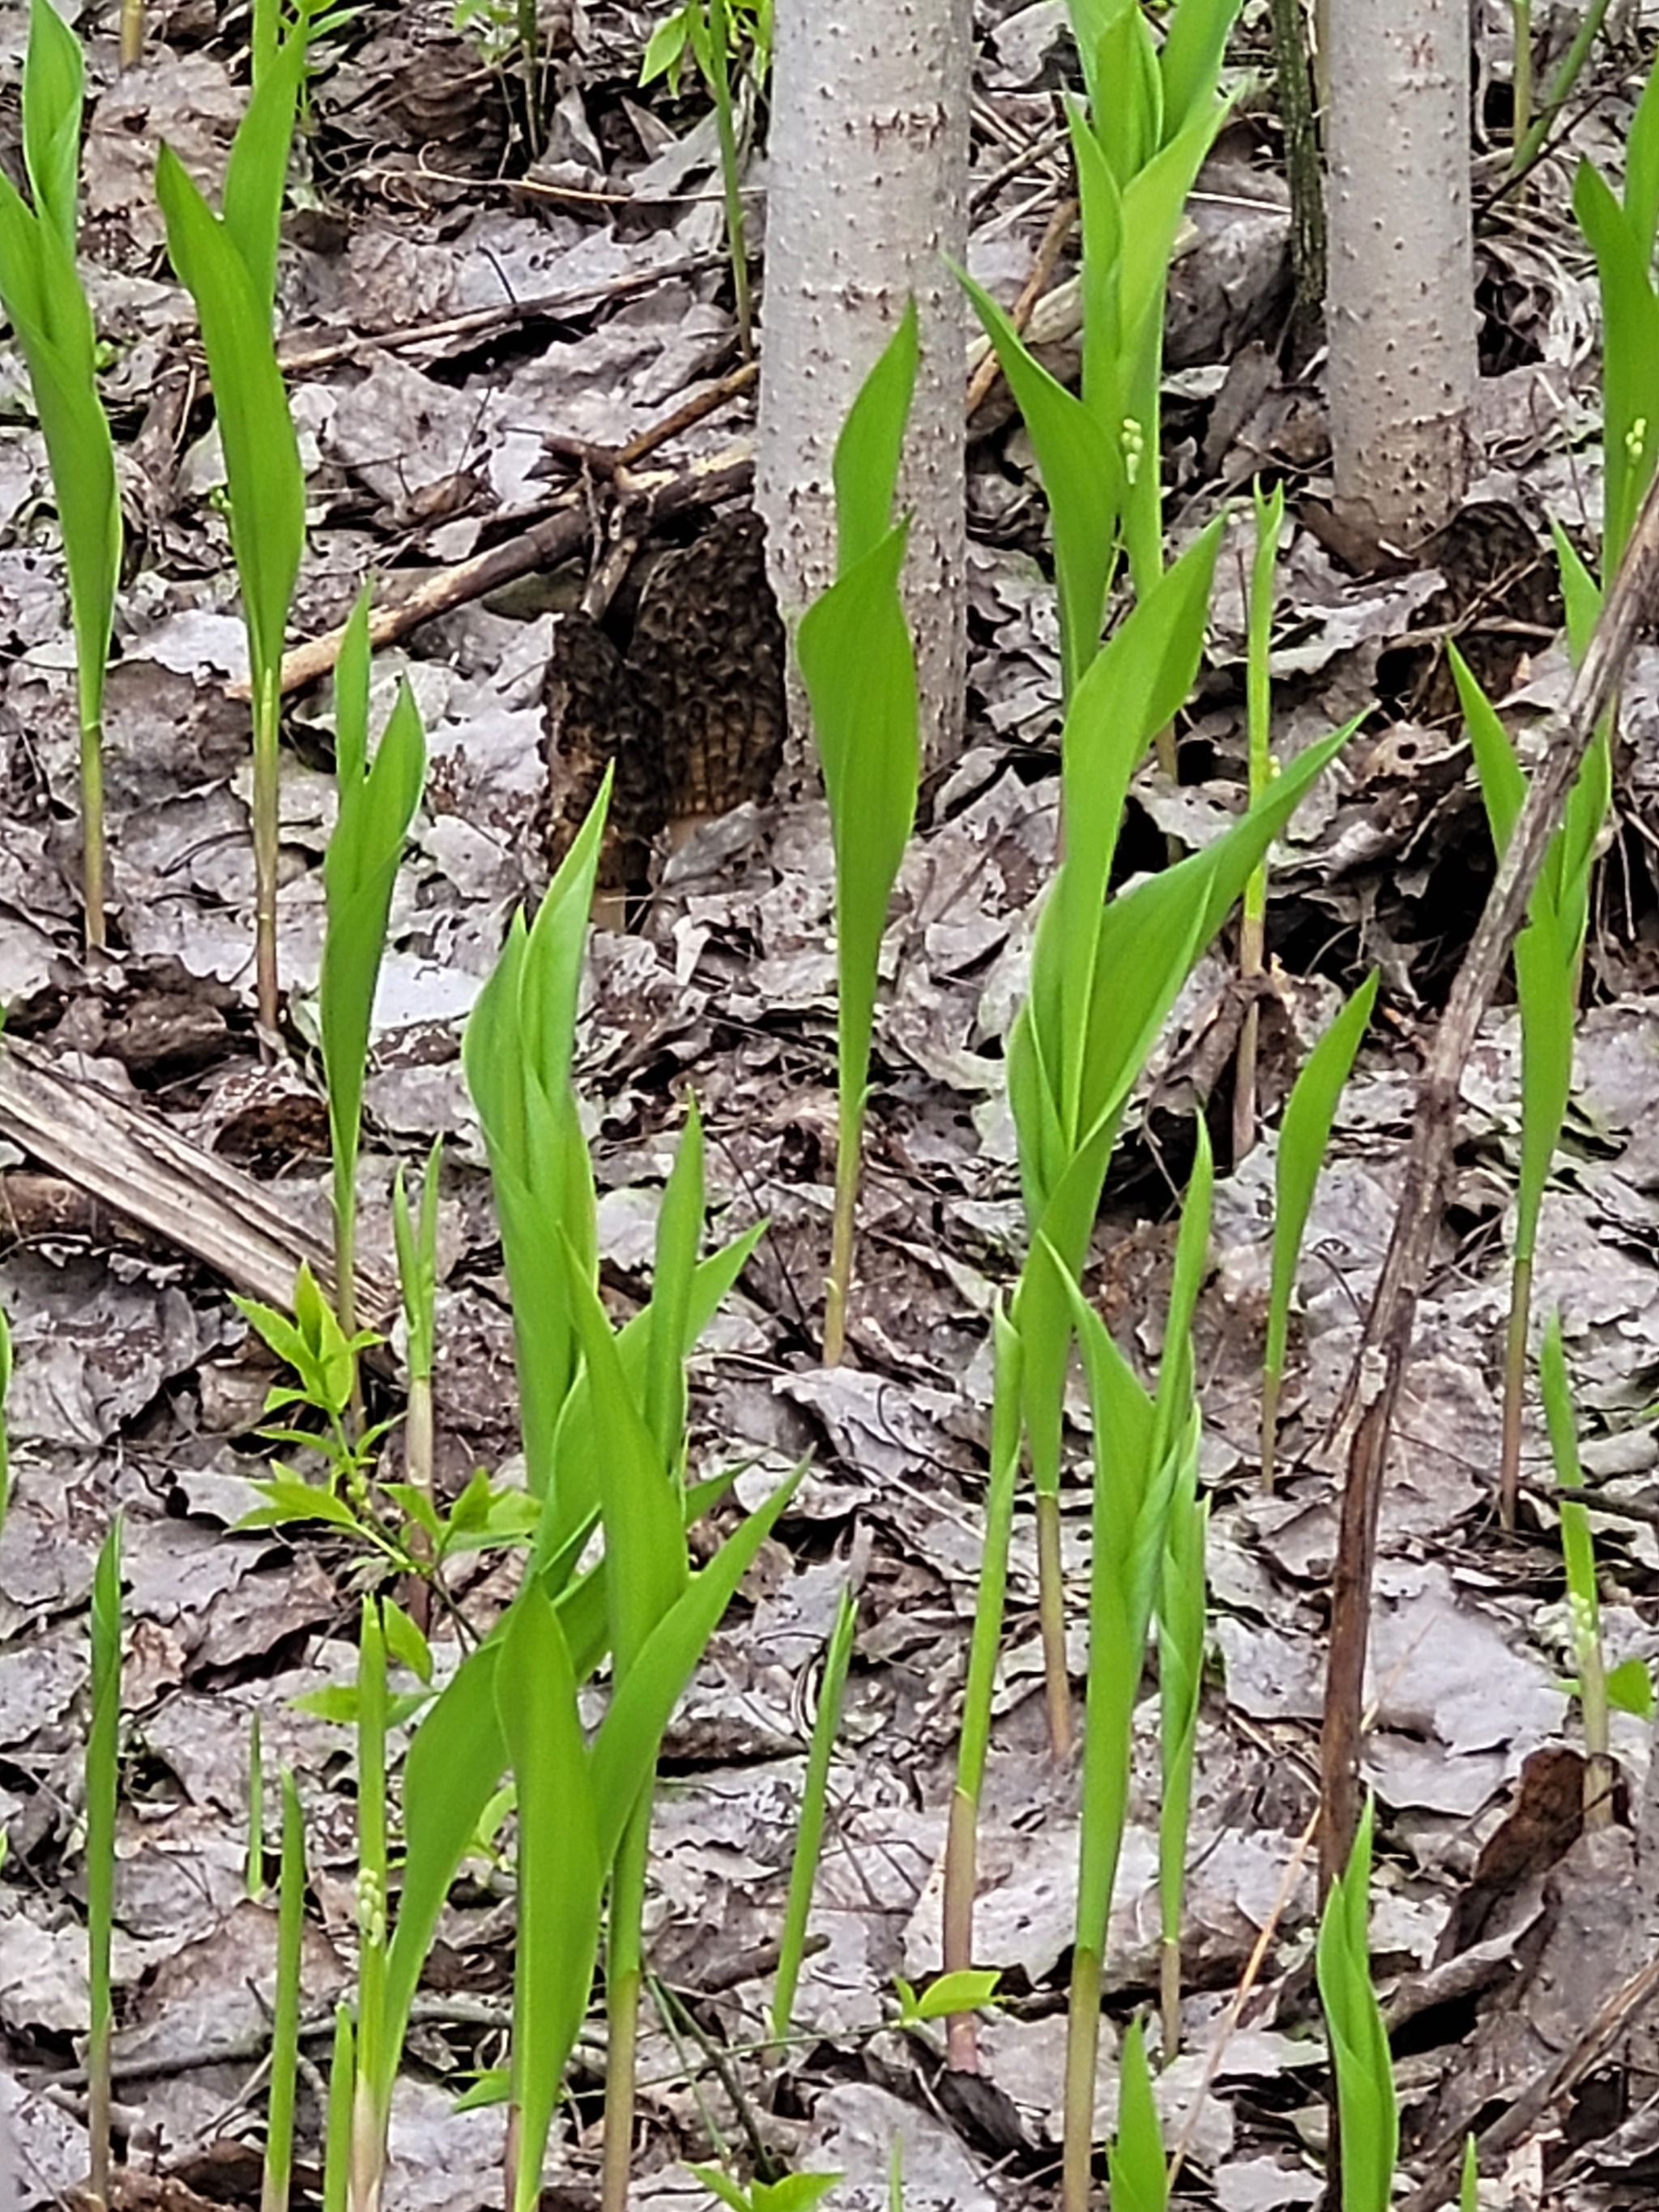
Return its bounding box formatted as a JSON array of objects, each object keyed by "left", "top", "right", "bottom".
[
  {"left": 561, "top": 1233, "right": 687, "bottom": 1677},
  {"left": 381, "top": 1637, "right": 509, "bottom": 2097},
  {"left": 1158, "top": 0, "right": 1239, "bottom": 139},
  {"left": 221, "top": 30, "right": 304, "bottom": 315},
  {"left": 463, "top": 776, "right": 610, "bottom": 1502},
  {"left": 644, "top": 1102, "right": 705, "bottom": 1465},
  {"left": 22, "top": 0, "right": 83, "bottom": 261},
  {"left": 957, "top": 264, "right": 1122, "bottom": 694},
  {"left": 1607, "top": 1655, "right": 1655, "bottom": 1720},
  {"left": 796, "top": 520, "right": 919, "bottom": 1132},
  {"left": 322, "top": 590, "right": 427, "bottom": 1276},
  {"left": 496, "top": 1583, "right": 603, "bottom": 2212},
  {"left": 1316, "top": 1797, "right": 1397, "bottom": 2212},
  {"left": 156, "top": 142, "right": 304, "bottom": 694},
  {"left": 588, "top": 1464, "right": 801, "bottom": 1862},
  {"left": 1106, "top": 2017, "right": 1167, "bottom": 2212},
  {"left": 833, "top": 300, "right": 919, "bottom": 572},
  {"left": 1265, "top": 971, "right": 1379, "bottom": 1386},
  {"left": 1573, "top": 160, "right": 1659, "bottom": 569},
  {"left": 896, "top": 1967, "right": 1000, "bottom": 2025}
]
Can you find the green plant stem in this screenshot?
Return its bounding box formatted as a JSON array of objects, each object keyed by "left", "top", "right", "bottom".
[
  {"left": 1499, "top": 1249, "right": 1533, "bottom": 1532},
  {"left": 1512, "top": 0, "right": 1613, "bottom": 173},
  {"left": 1034, "top": 1490, "right": 1073, "bottom": 1759},
  {"left": 706, "top": 0, "right": 753, "bottom": 360},
  {"left": 942, "top": 1312, "right": 1021, "bottom": 2069},
  {"left": 349, "top": 1602, "right": 390, "bottom": 2212},
  {"left": 773, "top": 1584, "right": 857, "bottom": 2039},
  {"left": 248, "top": 1712, "right": 266, "bottom": 1897},
  {"left": 1061, "top": 1947, "right": 1102, "bottom": 2212},
  {"left": 262, "top": 1771, "right": 305, "bottom": 2212},
  {"left": 601, "top": 1799, "right": 650, "bottom": 2212},
  {"left": 823, "top": 1101, "right": 861, "bottom": 1365},
  {"left": 253, "top": 667, "right": 281, "bottom": 1037},
  {"left": 87, "top": 1519, "right": 121, "bottom": 2212},
  {"left": 517, "top": 0, "right": 543, "bottom": 152},
  {"left": 323, "top": 2005, "right": 354, "bottom": 2212},
  {"left": 80, "top": 709, "right": 106, "bottom": 953},
  {"left": 1260, "top": 1362, "right": 1283, "bottom": 1496}
]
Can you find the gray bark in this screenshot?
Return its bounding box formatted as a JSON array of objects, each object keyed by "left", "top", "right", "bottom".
[
  {"left": 1324, "top": 0, "right": 1477, "bottom": 547},
  {"left": 756, "top": 0, "right": 972, "bottom": 771}
]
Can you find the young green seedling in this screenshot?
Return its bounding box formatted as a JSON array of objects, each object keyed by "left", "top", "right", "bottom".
[
  {"left": 1158, "top": 1452, "right": 1206, "bottom": 2056},
  {"left": 322, "top": 2002, "right": 354, "bottom": 2212},
  {"left": 236, "top": 1262, "right": 391, "bottom": 1536},
  {"left": 572, "top": 1110, "right": 705, "bottom": 2212},
  {"left": 343, "top": 808, "right": 799, "bottom": 2201},
  {"left": 960, "top": 0, "right": 1239, "bottom": 696},
  {"left": 1316, "top": 1795, "right": 1397, "bottom": 2212},
  {"left": 1539, "top": 1311, "right": 1653, "bottom": 1826},
  {"left": 261, "top": 1771, "right": 305, "bottom": 2212},
  {"left": 1004, "top": 518, "right": 1354, "bottom": 1754},
  {"left": 463, "top": 774, "right": 610, "bottom": 1499},
  {"left": 1460, "top": 2133, "right": 1478, "bottom": 2210},
  {"left": 1455, "top": 613, "right": 1607, "bottom": 1532},
  {"left": 247, "top": 1711, "right": 266, "bottom": 1898},
  {"left": 1260, "top": 970, "right": 1380, "bottom": 1491},
  {"left": 1058, "top": 1123, "right": 1211, "bottom": 2212},
  {"left": 1233, "top": 479, "right": 1286, "bottom": 1160},
  {"left": 0, "top": 0, "right": 122, "bottom": 951},
  {"left": 641, "top": 0, "right": 770, "bottom": 358},
  {"left": 156, "top": 25, "right": 306, "bottom": 1032},
  {"left": 688, "top": 2167, "right": 840, "bottom": 2212},
  {"left": 772, "top": 1582, "right": 858, "bottom": 2039},
  {"left": 391, "top": 1136, "right": 443, "bottom": 1598},
  {"left": 1512, "top": 0, "right": 1614, "bottom": 175},
  {"left": 86, "top": 1517, "right": 122, "bottom": 2212},
  {"left": 796, "top": 300, "right": 921, "bottom": 1367},
  {"left": 1107, "top": 2017, "right": 1167, "bottom": 2212},
  {"left": 322, "top": 592, "right": 427, "bottom": 1346},
  {"left": 1574, "top": 45, "right": 1659, "bottom": 581},
  {"left": 347, "top": 1598, "right": 394, "bottom": 2212},
  {"left": 940, "top": 1300, "right": 1022, "bottom": 2071}
]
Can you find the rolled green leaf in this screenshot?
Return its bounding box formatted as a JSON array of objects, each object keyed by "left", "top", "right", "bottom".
[
  {"left": 1316, "top": 1796, "right": 1397, "bottom": 2212},
  {"left": 796, "top": 300, "right": 921, "bottom": 1364},
  {"left": 322, "top": 591, "right": 427, "bottom": 1336},
  {"left": 0, "top": 0, "right": 121, "bottom": 948},
  {"left": 1106, "top": 2017, "right": 1167, "bottom": 2212},
  {"left": 1261, "top": 970, "right": 1379, "bottom": 1486}
]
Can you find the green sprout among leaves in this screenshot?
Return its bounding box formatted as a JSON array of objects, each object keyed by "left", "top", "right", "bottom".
[
  {"left": 261, "top": 1770, "right": 305, "bottom": 2212},
  {"left": 1107, "top": 2017, "right": 1168, "bottom": 2212},
  {"left": 86, "top": 1517, "right": 122, "bottom": 2212},
  {"left": 1540, "top": 1311, "right": 1654, "bottom": 1829},
  {"left": 1056, "top": 1123, "right": 1209, "bottom": 2212},
  {"left": 0, "top": 0, "right": 122, "bottom": 953},
  {"left": 688, "top": 2167, "right": 839, "bottom": 2212},
  {"left": 772, "top": 1582, "right": 859, "bottom": 2039},
  {"left": 796, "top": 301, "right": 921, "bottom": 1369},
  {"left": 1260, "top": 970, "right": 1380, "bottom": 1491},
  {"left": 1234, "top": 478, "right": 1285, "bottom": 1159},
  {"left": 641, "top": 0, "right": 770, "bottom": 358},
  {"left": 960, "top": 0, "right": 1239, "bottom": 696},
  {"left": 322, "top": 593, "right": 427, "bottom": 1349},
  {"left": 156, "top": 23, "right": 306, "bottom": 1034},
  {"left": 1316, "top": 1795, "right": 1397, "bottom": 2212}
]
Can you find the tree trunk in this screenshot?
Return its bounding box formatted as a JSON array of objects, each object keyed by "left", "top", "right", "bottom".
[
  {"left": 1324, "top": 0, "right": 1476, "bottom": 548},
  {"left": 756, "top": 0, "right": 971, "bottom": 773}
]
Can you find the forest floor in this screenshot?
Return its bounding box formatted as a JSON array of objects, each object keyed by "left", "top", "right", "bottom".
[{"left": 6, "top": 3, "right": 1659, "bottom": 2209}]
